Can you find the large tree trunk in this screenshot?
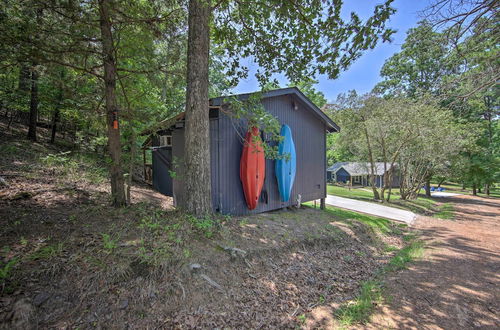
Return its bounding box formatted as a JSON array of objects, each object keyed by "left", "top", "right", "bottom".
[
  {"left": 183, "top": 0, "right": 212, "bottom": 215},
  {"left": 27, "top": 64, "right": 38, "bottom": 141},
  {"left": 99, "top": 0, "right": 126, "bottom": 207}
]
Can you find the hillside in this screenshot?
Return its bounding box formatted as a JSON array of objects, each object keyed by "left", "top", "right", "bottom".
[{"left": 0, "top": 120, "right": 411, "bottom": 328}]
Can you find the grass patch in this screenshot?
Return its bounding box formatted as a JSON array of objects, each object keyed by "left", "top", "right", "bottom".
[
  {"left": 29, "top": 242, "right": 64, "bottom": 260},
  {"left": 335, "top": 237, "right": 424, "bottom": 327},
  {"left": 336, "top": 280, "right": 384, "bottom": 326},
  {"left": 433, "top": 203, "right": 454, "bottom": 219},
  {"left": 318, "top": 205, "right": 394, "bottom": 234},
  {"left": 384, "top": 240, "right": 424, "bottom": 272},
  {"left": 327, "top": 185, "right": 376, "bottom": 201},
  {"left": 0, "top": 258, "right": 19, "bottom": 283}
]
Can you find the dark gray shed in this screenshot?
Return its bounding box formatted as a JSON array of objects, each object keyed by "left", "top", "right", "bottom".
[{"left": 143, "top": 87, "right": 339, "bottom": 215}]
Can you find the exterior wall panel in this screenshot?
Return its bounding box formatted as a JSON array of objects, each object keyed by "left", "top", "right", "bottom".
[{"left": 152, "top": 147, "right": 173, "bottom": 196}]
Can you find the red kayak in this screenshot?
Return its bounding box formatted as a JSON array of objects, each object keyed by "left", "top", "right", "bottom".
[{"left": 240, "top": 126, "right": 265, "bottom": 210}]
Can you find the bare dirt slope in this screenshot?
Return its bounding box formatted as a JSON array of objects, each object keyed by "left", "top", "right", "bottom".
[{"left": 365, "top": 195, "right": 500, "bottom": 329}]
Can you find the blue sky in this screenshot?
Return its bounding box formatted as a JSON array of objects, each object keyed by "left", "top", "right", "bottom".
[{"left": 234, "top": 0, "right": 430, "bottom": 102}]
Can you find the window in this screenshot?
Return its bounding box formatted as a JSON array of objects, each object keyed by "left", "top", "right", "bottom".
[
  {"left": 353, "top": 176, "right": 360, "bottom": 184},
  {"left": 159, "top": 135, "right": 172, "bottom": 147}
]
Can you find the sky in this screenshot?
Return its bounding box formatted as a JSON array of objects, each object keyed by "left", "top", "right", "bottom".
[{"left": 233, "top": 0, "right": 431, "bottom": 102}]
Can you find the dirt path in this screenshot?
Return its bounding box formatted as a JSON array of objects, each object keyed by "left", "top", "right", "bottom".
[{"left": 365, "top": 195, "right": 500, "bottom": 329}]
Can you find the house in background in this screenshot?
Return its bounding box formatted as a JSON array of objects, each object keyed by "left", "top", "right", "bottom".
[
  {"left": 327, "top": 162, "right": 399, "bottom": 188},
  {"left": 142, "top": 87, "right": 340, "bottom": 215}
]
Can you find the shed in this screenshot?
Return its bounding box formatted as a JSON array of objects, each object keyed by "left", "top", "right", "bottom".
[{"left": 142, "top": 87, "right": 339, "bottom": 215}]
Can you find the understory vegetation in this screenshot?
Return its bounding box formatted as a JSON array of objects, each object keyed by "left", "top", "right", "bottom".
[{"left": 0, "top": 124, "right": 420, "bottom": 328}]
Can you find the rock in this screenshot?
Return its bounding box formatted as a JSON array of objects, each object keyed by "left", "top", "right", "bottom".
[
  {"left": 9, "top": 298, "right": 36, "bottom": 330},
  {"left": 189, "top": 263, "right": 202, "bottom": 273},
  {"left": 33, "top": 292, "right": 50, "bottom": 307},
  {"left": 0, "top": 177, "right": 7, "bottom": 187},
  {"left": 87, "top": 313, "right": 97, "bottom": 323},
  {"left": 119, "top": 299, "right": 128, "bottom": 310},
  {"left": 200, "top": 274, "right": 223, "bottom": 291},
  {"left": 218, "top": 245, "right": 247, "bottom": 259}
]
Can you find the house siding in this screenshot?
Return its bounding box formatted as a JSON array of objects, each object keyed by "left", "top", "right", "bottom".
[{"left": 335, "top": 168, "right": 350, "bottom": 183}]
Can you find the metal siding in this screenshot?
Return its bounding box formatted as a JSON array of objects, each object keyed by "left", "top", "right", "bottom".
[
  {"left": 152, "top": 147, "right": 173, "bottom": 196},
  {"left": 169, "top": 94, "right": 328, "bottom": 215},
  {"left": 216, "top": 94, "right": 327, "bottom": 215}
]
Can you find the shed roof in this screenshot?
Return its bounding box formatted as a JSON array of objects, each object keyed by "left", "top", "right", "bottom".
[
  {"left": 140, "top": 87, "right": 339, "bottom": 136},
  {"left": 210, "top": 87, "right": 340, "bottom": 132},
  {"left": 328, "top": 162, "right": 395, "bottom": 176}
]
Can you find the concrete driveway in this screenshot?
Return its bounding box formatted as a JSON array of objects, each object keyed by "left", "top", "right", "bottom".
[{"left": 325, "top": 195, "right": 416, "bottom": 225}]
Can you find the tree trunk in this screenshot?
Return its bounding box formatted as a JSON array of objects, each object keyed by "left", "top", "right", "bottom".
[
  {"left": 425, "top": 177, "right": 431, "bottom": 197},
  {"left": 99, "top": 0, "right": 126, "bottom": 207},
  {"left": 183, "top": 0, "right": 212, "bottom": 215},
  {"left": 362, "top": 125, "right": 380, "bottom": 200},
  {"left": 385, "top": 169, "right": 394, "bottom": 202},
  {"left": 51, "top": 70, "right": 64, "bottom": 144},
  {"left": 472, "top": 183, "right": 477, "bottom": 196},
  {"left": 485, "top": 184, "right": 490, "bottom": 196},
  {"left": 437, "top": 177, "right": 445, "bottom": 188},
  {"left": 27, "top": 64, "right": 38, "bottom": 141}
]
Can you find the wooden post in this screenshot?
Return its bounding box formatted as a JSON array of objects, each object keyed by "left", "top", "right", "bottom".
[{"left": 320, "top": 198, "right": 325, "bottom": 210}]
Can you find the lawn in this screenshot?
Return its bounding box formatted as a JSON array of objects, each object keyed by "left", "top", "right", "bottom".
[
  {"left": 431, "top": 181, "right": 500, "bottom": 198},
  {"left": 327, "top": 184, "right": 455, "bottom": 219}
]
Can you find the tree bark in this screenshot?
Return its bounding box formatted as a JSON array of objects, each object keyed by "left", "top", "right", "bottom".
[
  {"left": 27, "top": 64, "right": 38, "bottom": 141},
  {"left": 485, "top": 184, "right": 490, "bottom": 196},
  {"left": 183, "top": 0, "right": 212, "bottom": 215},
  {"left": 51, "top": 69, "right": 64, "bottom": 144},
  {"left": 472, "top": 183, "right": 477, "bottom": 196},
  {"left": 425, "top": 177, "right": 431, "bottom": 197},
  {"left": 98, "top": 0, "right": 126, "bottom": 207},
  {"left": 361, "top": 122, "right": 380, "bottom": 200}
]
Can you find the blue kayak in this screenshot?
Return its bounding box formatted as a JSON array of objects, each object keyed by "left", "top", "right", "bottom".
[{"left": 275, "top": 124, "right": 296, "bottom": 202}]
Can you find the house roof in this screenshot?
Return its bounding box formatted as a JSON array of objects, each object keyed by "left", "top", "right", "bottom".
[
  {"left": 328, "top": 162, "right": 395, "bottom": 176},
  {"left": 140, "top": 87, "right": 340, "bottom": 136}
]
